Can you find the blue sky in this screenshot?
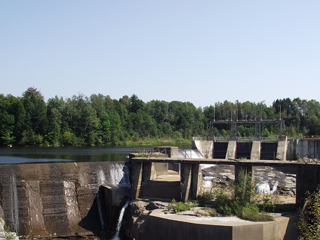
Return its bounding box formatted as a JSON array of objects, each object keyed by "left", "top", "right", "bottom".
[{"left": 1, "top": 1, "right": 319, "bottom": 107}]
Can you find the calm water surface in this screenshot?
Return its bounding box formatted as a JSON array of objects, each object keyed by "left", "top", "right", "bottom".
[{"left": 0, "top": 146, "right": 153, "bottom": 164}]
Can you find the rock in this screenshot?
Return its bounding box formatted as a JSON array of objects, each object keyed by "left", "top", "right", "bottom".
[
  {"left": 146, "top": 201, "right": 169, "bottom": 210},
  {"left": 202, "top": 165, "right": 297, "bottom": 197},
  {"left": 130, "top": 200, "right": 150, "bottom": 217},
  {"left": 126, "top": 200, "right": 152, "bottom": 239}
]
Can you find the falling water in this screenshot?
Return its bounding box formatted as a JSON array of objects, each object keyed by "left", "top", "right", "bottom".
[
  {"left": 112, "top": 199, "right": 130, "bottom": 240},
  {"left": 256, "top": 181, "right": 279, "bottom": 194},
  {"left": 108, "top": 164, "right": 131, "bottom": 188}
]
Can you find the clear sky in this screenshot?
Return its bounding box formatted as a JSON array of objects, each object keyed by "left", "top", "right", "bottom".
[{"left": 1, "top": 1, "right": 319, "bottom": 108}]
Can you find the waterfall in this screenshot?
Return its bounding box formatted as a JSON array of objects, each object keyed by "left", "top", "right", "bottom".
[
  {"left": 203, "top": 176, "right": 214, "bottom": 188},
  {"left": 108, "top": 164, "right": 131, "bottom": 188},
  {"left": 256, "top": 181, "right": 279, "bottom": 194},
  {"left": 112, "top": 199, "right": 130, "bottom": 240}
]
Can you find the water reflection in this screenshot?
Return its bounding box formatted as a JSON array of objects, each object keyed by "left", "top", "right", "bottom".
[{"left": 0, "top": 146, "right": 153, "bottom": 164}]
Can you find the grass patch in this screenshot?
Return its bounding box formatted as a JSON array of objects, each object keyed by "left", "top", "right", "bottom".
[
  {"left": 4, "top": 225, "right": 15, "bottom": 240},
  {"left": 124, "top": 137, "right": 191, "bottom": 147},
  {"left": 167, "top": 199, "right": 198, "bottom": 213},
  {"left": 203, "top": 206, "right": 217, "bottom": 217}
]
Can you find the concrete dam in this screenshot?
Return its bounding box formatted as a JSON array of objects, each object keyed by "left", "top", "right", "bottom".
[
  {"left": 0, "top": 162, "right": 131, "bottom": 239},
  {"left": 1, "top": 137, "right": 320, "bottom": 239}
]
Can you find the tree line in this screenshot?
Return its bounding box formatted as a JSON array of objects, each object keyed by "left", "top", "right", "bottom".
[{"left": 0, "top": 87, "right": 320, "bottom": 147}]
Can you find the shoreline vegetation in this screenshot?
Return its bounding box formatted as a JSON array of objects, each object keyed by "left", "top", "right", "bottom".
[
  {"left": 2, "top": 137, "right": 192, "bottom": 148},
  {"left": 1, "top": 87, "right": 320, "bottom": 148}
]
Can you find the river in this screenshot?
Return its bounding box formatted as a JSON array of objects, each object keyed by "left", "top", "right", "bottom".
[{"left": 0, "top": 146, "right": 154, "bottom": 164}]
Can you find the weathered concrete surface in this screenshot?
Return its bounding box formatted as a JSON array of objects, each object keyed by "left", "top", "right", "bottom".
[
  {"left": 296, "top": 164, "right": 320, "bottom": 206},
  {"left": 192, "top": 140, "right": 213, "bottom": 158},
  {"left": 0, "top": 162, "right": 130, "bottom": 238},
  {"left": 295, "top": 139, "right": 320, "bottom": 159},
  {"left": 140, "top": 209, "right": 298, "bottom": 240},
  {"left": 276, "top": 136, "right": 287, "bottom": 160},
  {"left": 226, "top": 141, "right": 237, "bottom": 159},
  {"left": 155, "top": 146, "right": 179, "bottom": 158},
  {"left": 250, "top": 141, "right": 261, "bottom": 160}
]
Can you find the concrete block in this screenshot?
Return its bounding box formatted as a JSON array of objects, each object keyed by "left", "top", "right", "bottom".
[
  {"left": 130, "top": 162, "right": 143, "bottom": 200},
  {"left": 155, "top": 146, "right": 178, "bottom": 158},
  {"left": 250, "top": 141, "right": 261, "bottom": 160},
  {"left": 146, "top": 209, "right": 298, "bottom": 240},
  {"left": 226, "top": 141, "right": 237, "bottom": 159},
  {"left": 276, "top": 136, "right": 287, "bottom": 160},
  {"left": 180, "top": 164, "right": 192, "bottom": 202},
  {"left": 191, "top": 164, "right": 203, "bottom": 199},
  {"left": 192, "top": 140, "right": 213, "bottom": 158}
]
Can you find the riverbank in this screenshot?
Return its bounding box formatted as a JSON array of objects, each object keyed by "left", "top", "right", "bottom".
[
  {"left": 123, "top": 137, "right": 191, "bottom": 147},
  {"left": 1, "top": 137, "right": 192, "bottom": 148}
]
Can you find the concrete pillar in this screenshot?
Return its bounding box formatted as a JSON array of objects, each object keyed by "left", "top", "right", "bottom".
[
  {"left": 143, "top": 162, "right": 156, "bottom": 181},
  {"left": 296, "top": 165, "right": 320, "bottom": 207},
  {"left": 130, "top": 162, "right": 143, "bottom": 200},
  {"left": 191, "top": 164, "right": 203, "bottom": 199},
  {"left": 192, "top": 140, "right": 213, "bottom": 158},
  {"left": 180, "top": 163, "right": 192, "bottom": 202},
  {"left": 250, "top": 141, "right": 261, "bottom": 160},
  {"left": 226, "top": 141, "right": 237, "bottom": 159},
  {"left": 276, "top": 136, "right": 287, "bottom": 160}
]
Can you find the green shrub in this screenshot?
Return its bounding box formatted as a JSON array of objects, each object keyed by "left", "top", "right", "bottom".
[
  {"left": 167, "top": 199, "right": 198, "bottom": 213},
  {"left": 137, "top": 150, "right": 148, "bottom": 157},
  {"left": 298, "top": 186, "right": 320, "bottom": 239},
  {"left": 197, "top": 192, "right": 214, "bottom": 206},
  {"left": 4, "top": 225, "right": 15, "bottom": 240},
  {"left": 259, "top": 198, "right": 276, "bottom": 213},
  {"left": 204, "top": 206, "right": 217, "bottom": 217},
  {"left": 214, "top": 171, "right": 274, "bottom": 222}
]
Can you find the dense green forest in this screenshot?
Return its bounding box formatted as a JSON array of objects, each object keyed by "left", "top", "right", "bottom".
[{"left": 0, "top": 87, "right": 320, "bottom": 147}]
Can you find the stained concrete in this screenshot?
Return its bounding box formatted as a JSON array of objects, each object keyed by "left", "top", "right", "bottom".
[
  {"left": 226, "top": 141, "right": 237, "bottom": 159},
  {"left": 145, "top": 209, "right": 298, "bottom": 240},
  {"left": 0, "top": 162, "right": 130, "bottom": 238},
  {"left": 276, "top": 137, "right": 288, "bottom": 160},
  {"left": 192, "top": 140, "right": 213, "bottom": 158},
  {"left": 250, "top": 141, "right": 261, "bottom": 160}
]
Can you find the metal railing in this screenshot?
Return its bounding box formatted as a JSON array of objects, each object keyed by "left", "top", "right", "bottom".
[
  {"left": 193, "top": 136, "right": 279, "bottom": 142},
  {"left": 192, "top": 136, "right": 214, "bottom": 141}
]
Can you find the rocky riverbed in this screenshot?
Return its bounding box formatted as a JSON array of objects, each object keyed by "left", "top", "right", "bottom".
[{"left": 201, "top": 164, "right": 297, "bottom": 197}]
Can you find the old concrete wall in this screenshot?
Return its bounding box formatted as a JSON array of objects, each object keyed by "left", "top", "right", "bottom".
[
  {"left": 142, "top": 209, "right": 298, "bottom": 240},
  {"left": 0, "top": 162, "right": 130, "bottom": 238},
  {"left": 296, "top": 164, "right": 320, "bottom": 206},
  {"left": 296, "top": 139, "right": 320, "bottom": 159},
  {"left": 192, "top": 140, "right": 213, "bottom": 158},
  {"left": 226, "top": 141, "right": 237, "bottom": 159}
]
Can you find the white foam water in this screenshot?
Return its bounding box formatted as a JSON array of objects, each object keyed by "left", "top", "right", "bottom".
[
  {"left": 203, "top": 176, "right": 214, "bottom": 188},
  {"left": 112, "top": 199, "right": 130, "bottom": 240},
  {"left": 108, "top": 164, "right": 131, "bottom": 188},
  {"left": 256, "top": 181, "right": 278, "bottom": 194}
]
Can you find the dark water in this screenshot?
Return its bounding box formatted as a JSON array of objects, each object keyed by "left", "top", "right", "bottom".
[{"left": 0, "top": 146, "right": 153, "bottom": 164}]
